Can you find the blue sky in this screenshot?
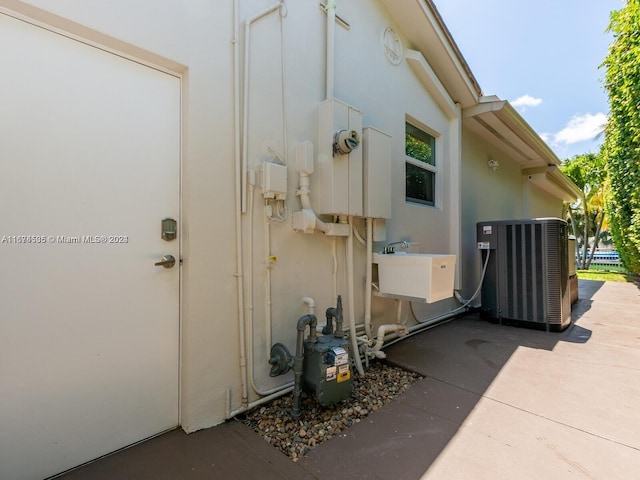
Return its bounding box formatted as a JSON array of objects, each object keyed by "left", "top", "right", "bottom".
[{"left": 434, "top": 0, "right": 623, "bottom": 160}]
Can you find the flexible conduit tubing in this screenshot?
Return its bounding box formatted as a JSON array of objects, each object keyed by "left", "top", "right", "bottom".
[
  {"left": 347, "top": 216, "right": 364, "bottom": 375},
  {"left": 242, "top": 1, "right": 284, "bottom": 213},
  {"left": 233, "top": 0, "right": 249, "bottom": 410}
]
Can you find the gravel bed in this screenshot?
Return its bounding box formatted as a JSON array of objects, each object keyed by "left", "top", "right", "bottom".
[{"left": 239, "top": 361, "right": 423, "bottom": 461}]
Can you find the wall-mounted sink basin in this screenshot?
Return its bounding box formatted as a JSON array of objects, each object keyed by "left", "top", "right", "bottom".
[{"left": 373, "top": 252, "right": 456, "bottom": 303}]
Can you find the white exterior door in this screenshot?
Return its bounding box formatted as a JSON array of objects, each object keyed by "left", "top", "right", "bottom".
[{"left": 0, "top": 13, "right": 180, "bottom": 480}]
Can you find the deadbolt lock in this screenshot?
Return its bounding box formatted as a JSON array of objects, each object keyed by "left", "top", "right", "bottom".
[{"left": 161, "top": 218, "right": 177, "bottom": 241}]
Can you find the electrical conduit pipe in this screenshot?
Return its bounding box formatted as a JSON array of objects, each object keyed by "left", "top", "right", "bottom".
[
  {"left": 232, "top": 1, "right": 288, "bottom": 417},
  {"left": 325, "top": 0, "right": 336, "bottom": 100},
  {"left": 364, "top": 217, "right": 373, "bottom": 339},
  {"left": 242, "top": 1, "right": 285, "bottom": 213},
  {"left": 347, "top": 216, "right": 365, "bottom": 376},
  {"left": 233, "top": 0, "right": 249, "bottom": 411},
  {"left": 297, "top": 172, "right": 331, "bottom": 233}
]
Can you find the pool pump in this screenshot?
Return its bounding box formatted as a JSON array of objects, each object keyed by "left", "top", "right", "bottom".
[{"left": 269, "top": 295, "right": 354, "bottom": 419}]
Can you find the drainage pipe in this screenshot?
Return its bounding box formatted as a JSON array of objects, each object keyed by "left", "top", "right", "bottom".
[
  {"left": 292, "top": 314, "right": 317, "bottom": 419},
  {"left": 370, "top": 324, "right": 409, "bottom": 359},
  {"left": 347, "top": 216, "right": 364, "bottom": 375}
]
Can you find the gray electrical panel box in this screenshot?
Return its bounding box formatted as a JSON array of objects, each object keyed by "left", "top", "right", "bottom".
[{"left": 477, "top": 218, "right": 571, "bottom": 332}]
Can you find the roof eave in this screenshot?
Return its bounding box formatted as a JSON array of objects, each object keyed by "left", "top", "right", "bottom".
[{"left": 380, "top": 0, "right": 481, "bottom": 109}]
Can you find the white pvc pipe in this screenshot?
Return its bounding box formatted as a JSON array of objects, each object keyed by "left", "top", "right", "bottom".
[
  {"left": 242, "top": 2, "right": 284, "bottom": 213},
  {"left": 364, "top": 217, "right": 373, "bottom": 339},
  {"left": 264, "top": 203, "right": 273, "bottom": 360},
  {"left": 347, "top": 216, "right": 364, "bottom": 375},
  {"left": 302, "top": 296, "right": 316, "bottom": 315},
  {"left": 371, "top": 324, "right": 409, "bottom": 358},
  {"left": 227, "top": 385, "right": 294, "bottom": 419},
  {"left": 233, "top": 0, "right": 249, "bottom": 409},
  {"left": 325, "top": 0, "right": 336, "bottom": 100},
  {"left": 247, "top": 179, "right": 293, "bottom": 396},
  {"left": 298, "top": 172, "right": 331, "bottom": 233}
]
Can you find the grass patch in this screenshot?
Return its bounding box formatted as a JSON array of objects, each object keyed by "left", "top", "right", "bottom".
[{"left": 577, "top": 269, "right": 636, "bottom": 283}]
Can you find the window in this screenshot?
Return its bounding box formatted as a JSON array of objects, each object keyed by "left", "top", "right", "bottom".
[{"left": 405, "top": 122, "right": 437, "bottom": 206}]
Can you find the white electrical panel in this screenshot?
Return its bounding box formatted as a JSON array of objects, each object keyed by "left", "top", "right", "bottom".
[
  {"left": 362, "top": 127, "right": 391, "bottom": 219},
  {"left": 261, "top": 161, "right": 287, "bottom": 200},
  {"left": 315, "top": 99, "right": 363, "bottom": 216}
]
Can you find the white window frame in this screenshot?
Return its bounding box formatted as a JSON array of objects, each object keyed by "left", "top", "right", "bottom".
[{"left": 405, "top": 119, "right": 440, "bottom": 208}]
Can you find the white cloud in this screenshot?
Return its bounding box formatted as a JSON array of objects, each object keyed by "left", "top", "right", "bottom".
[
  {"left": 553, "top": 113, "right": 607, "bottom": 145},
  {"left": 511, "top": 94, "right": 542, "bottom": 112},
  {"left": 539, "top": 132, "right": 553, "bottom": 144}
]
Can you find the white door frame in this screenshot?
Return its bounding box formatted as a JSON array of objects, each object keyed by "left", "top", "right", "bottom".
[{"left": 0, "top": 5, "right": 185, "bottom": 477}]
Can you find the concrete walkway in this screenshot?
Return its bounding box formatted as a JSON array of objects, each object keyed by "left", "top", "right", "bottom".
[{"left": 58, "top": 280, "right": 640, "bottom": 479}]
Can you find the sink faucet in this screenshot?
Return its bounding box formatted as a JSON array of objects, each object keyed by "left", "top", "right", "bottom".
[{"left": 383, "top": 240, "right": 409, "bottom": 254}]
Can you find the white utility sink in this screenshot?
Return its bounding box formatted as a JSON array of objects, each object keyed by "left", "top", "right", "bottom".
[{"left": 373, "top": 252, "right": 456, "bottom": 303}]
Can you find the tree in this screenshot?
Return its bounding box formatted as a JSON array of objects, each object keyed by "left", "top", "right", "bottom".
[
  {"left": 561, "top": 152, "right": 607, "bottom": 269},
  {"left": 602, "top": 0, "right": 640, "bottom": 274}
]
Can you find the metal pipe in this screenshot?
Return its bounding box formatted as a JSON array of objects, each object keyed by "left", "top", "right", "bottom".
[
  {"left": 324, "top": 295, "right": 344, "bottom": 337},
  {"left": 292, "top": 314, "right": 317, "bottom": 419}
]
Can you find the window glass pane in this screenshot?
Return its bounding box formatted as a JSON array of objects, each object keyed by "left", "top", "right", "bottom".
[
  {"left": 405, "top": 122, "right": 435, "bottom": 166},
  {"left": 406, "top": 162, "right": 435, "bottom": 205}
]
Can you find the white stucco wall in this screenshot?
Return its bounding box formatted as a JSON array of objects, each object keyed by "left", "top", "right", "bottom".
[
  {"left": 3, "top": 0, "right": 466, "bottom": 432},
  {"left": 460, "top": 128, "right": 568, "bottom": 301}
]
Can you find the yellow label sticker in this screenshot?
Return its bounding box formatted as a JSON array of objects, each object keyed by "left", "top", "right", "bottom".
[{"left": 337, "top": 368, "right": 351, "bottom": 383}]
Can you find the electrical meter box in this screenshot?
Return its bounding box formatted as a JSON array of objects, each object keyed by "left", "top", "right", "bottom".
[
  {"left": 315, "top": 99, "right": 363, "bottom": 216},
  {"left": 303, "top": 335, "right": 353, "bottom": 407}
]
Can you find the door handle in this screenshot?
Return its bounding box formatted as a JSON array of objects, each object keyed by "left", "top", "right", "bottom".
[{"left": 154, "top": 255, "right": 176, "bottom": 268}]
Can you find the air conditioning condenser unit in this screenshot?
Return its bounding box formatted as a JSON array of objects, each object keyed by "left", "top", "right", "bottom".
[{"left": 476, "top": 218, "right": 571, "bottom": 332}]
